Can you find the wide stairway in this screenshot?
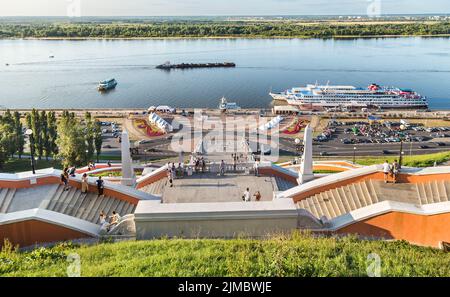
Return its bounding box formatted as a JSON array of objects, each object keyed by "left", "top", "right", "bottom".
[
  {"left": 274, "top": 176, "right": 297, "bottom": 191},
  {"left": 139, "top": 178, "right": 167, "bottom": 196},
  {"left": 42, "top": 185, "right": 136, "bottom": 224},
  {"left": 298, "top": 180, "right": 450, "bottom": 220}
]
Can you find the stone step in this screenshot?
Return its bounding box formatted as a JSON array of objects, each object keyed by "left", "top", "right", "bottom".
[
  {"left": 68, "top": 192, "right": 88, "bottom": 217},
  {"left": 89, "top": 196, "right": 108, "bottom": 223},
  {"left": 0, "top": 188, "right": 9, "bottom": 212},
  {"left": 307, "top": 197, "right": 319, "bottom": 218},
  {"left": 318, "top": 192, "right": 332, "bottom": 219},
  {"left": 0, "top": 188, "right": 16, "bottom": 213},
  {"left": 63, "top": 190, "right": 82, "bottom": 215},
  {"left": 350, "top": 183, "right": 362, "bottom": 209},
  {"left": 82, "top": 194, "right": 102, "bottom": 221},
  {"left": 327, "top": 189, "right": 342, "bottom": 218},
  {"left": 47, "top": 184, "right": 65, "bottom": 210},
  {"left": 56, "top": 187, "right": 77, "bottom": 213},
  {"left": 445, "top": 181, "right": 450, "bottom": 202},
  {"left": 312, "top": 195, "right": 324, "bottom": 218},
  {"left": 417, "top": 183, "right": 428, "bottom": 205}
]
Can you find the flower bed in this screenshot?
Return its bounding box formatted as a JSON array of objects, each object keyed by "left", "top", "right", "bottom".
[
  {"left": 283, "top": 119, "right": 307, "bottom": 135},
  {"left": 134, "top": 119, "right": 165, "bottom": 137}
]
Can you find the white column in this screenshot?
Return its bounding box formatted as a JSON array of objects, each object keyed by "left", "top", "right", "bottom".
[
  {"left": 298, "top": 124, "right": 314, "bottom": 184},
  {"left": 121, "top": 130, "right": 136, "bottom": 186}
]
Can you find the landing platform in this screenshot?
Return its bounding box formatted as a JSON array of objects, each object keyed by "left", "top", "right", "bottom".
[{"left": 162, "top": 173, "right": 278, "bottom": 203}]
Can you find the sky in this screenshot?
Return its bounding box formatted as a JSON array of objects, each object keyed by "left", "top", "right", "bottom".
[{"left": 0, "top": 0, "right": 449, "bottom": 16}]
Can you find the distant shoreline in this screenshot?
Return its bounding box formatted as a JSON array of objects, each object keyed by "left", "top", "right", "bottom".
[{"left": 2, "top": 34, "right": 450, "bottom": 41}]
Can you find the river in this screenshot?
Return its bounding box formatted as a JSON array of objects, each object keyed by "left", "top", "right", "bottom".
[{"left": 0, "top": 37, "right": 449, "bottom": 110}]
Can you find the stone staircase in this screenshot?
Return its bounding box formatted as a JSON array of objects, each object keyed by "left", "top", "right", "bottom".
[
  {"left": 274, "top": 176, "right": 297, "bottom": 191},
  {"left": 297, "top": 180, "right": 450, "bottom": 220},
  {"left": 0, "top": 188, "right": 17, "bottom": 213},
  {"left": 139, "top": 178, "right": 167, "bottom": 196},
  {"left": 41, "top": 185, "right": 136, "bottom": 224}
]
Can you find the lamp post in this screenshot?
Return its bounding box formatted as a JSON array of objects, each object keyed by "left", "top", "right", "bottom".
[
  {"left": 25, "top": 129, "right": 36, "bottom": 174},
  {"left": 294, "top": 138, "right": 301, "bottom": 164},
  {"left": 399, "top": 140, "right": 404, "bottom": 169},
  {"left": 353, "top": 146, "right": 357, "bottom": 164}
]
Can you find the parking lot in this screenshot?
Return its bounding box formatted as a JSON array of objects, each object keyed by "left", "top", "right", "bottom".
[{"left": 312, "top": 120, "right": 450, "bottom": 157}]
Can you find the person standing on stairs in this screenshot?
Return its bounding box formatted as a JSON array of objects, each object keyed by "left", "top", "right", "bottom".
[
  {"left": 96, "top": 176, "right": 105, "bottom": 197},
  {"left": 61, "top": 168, "right": 70, "bottom": 191},
  {"left": 392, "top": 160, "right": 400, "bottom": 184},
  {"left": 383, "top": 160, "right": 391, "bottom": 183},
  {"left": 81, "top": 173, "right": 89, "bottom": 194}
]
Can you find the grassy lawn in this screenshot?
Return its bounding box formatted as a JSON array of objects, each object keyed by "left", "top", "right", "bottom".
[
  {"left": 0, "top": 155, "right": 122, "bottom": 174},
  {"left": 0, "top": 158, "right": 63, "bottom": 173},
  {"left": 277, "top": 151, "right": 450, "bottom": 168},
  {"left": 1, "top": 232, "right": 450, "bottom": 277},
  {"left": 355, "top": 151, "right": 450, "bottom": 167}
]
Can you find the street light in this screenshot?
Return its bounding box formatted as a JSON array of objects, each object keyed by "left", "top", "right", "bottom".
[
  {"left": 353, "top": 146, "right": 357, "bottom": 164},
  {"left": 25, "top": 129, "right": 36, "bottom": 174},
  {"left": 399, "top": 140, "right": 404, "bottom": 168},
  {"left": 294, "top": 138, "right": 301, "bottom": 164}
]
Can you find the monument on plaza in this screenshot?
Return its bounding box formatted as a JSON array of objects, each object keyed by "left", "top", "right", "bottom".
[
  {"left": 120, "top": 130, "right": 136, "bottom": 186},
  {"left": 298, "top": 124, "right": 314, "bottom": 184}
]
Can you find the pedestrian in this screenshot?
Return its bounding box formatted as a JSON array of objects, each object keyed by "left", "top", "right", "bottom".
[
  {"left": 96, "top": 176, "right": 104, "bottom": 197},
  {"left": 61, "top": 168, "right": 70, "bottom": 191},
  {"left": 242, "top": 188, "right": 251, "bottom": 202},
  {"left": 254, "top": 160, "right": 260, "bottom": 176},
  {"left": 392, "top": 160, "right": 400, "bottom": 184},
  {"left": 383, "top": 160, "right": 390, "bottom": 183},
  {"left": 69, "top": 165, "right": 76, "bottom": 177},
  {"left": 107, "top": 161, "right": 112, "bottom": 167},
  {"left": 253, "top": 191, "right": 261, "bottom": 201},
  {"left": 167, "top": 168, "right": 173, "bottom": 187},
  {"left": 201, "top": 157, "right": 206, "bottom": 173},
  {"left": 220, "top": 160, "right": 226, "bottom": 176},
  {"left": 81, "top": 173, "right": 89, "bottom": 194}
]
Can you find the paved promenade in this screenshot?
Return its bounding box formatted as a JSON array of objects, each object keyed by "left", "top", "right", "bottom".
[{"left": 162, "top": 172, "right": 276, "bottom": 203}]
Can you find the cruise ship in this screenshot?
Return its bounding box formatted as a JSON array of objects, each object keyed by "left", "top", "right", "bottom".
[{"left": 270, "top": 83, "right": 428, "bottom": 110}]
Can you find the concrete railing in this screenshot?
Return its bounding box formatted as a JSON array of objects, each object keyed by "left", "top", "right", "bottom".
[
  {"left": 277, "top": 165, "right": 450, "bottom": 202},
  {"left": 0, "top": 208, "right": 101, "bottom": 237},
  {"left": 0, "top": 168, "right": 158, "bottom": 204}
]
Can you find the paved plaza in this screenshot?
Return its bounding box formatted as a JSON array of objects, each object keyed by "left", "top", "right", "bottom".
[{"left": 162, "top": 172, "right": 277, "bottom": 203}]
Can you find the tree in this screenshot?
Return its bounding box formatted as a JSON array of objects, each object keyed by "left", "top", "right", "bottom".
[
  {"left": 93, "top": 121, "right": 103, "bottom": 163},
  {"left": 13, "top": 111, "right": 25, "bottom": 159},
  {"left": 56, "top": 112, "right": 87, "bottom": 167},
  {"left": 84, "top": 112, "right": 95, "bottom": 161},
  {"left": 39, "top": 110, "right": 50, "bottom": 160},
  {"left": 46, "top": 111, "right": 58, "bottom": 158},
  {"left": 30, "top": 109, "right": 44, "bottom": 160},
  {"left": 1, "top": 110, "right": 17, "bottom": 158}
]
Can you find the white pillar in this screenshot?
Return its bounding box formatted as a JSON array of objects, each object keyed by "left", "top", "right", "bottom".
[
  {"left": 120, "top": 130, "right": 136, "bottom": 186},
  {"left": 298, "top": 124, "right": 314, "bottom": 184}
]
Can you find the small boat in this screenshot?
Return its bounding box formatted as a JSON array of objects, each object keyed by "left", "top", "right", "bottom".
[
  {"left": 219, "top": 97, "right": 240, "bottom": 112},
  {"left": 5, "top": 63, "right": 9, "bottom": 66},
  {"left": 98, "top": 78, "right": 118, "bottom": 91},
  {"left": 49, "top": 54, "right": 55, "bottom": 58}
]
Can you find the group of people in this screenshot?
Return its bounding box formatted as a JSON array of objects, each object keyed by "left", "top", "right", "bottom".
[
  {"left": 192, "top": 156, "right": 207, "bottom": 173},
  {"left": 383, "top": 160, "right": 401, "bottom": 183},
  {"left": 242, "top": 188, "right": 262, "bottom": 202},
  {"left": 61, "top": 169, "right": 105, "bottom": 197},
  {"left": 166, "top": 162, "right": 183, "bottom": 187},
  {"left": 99, "top": 210, "right": 121, "bottom": 232}
]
